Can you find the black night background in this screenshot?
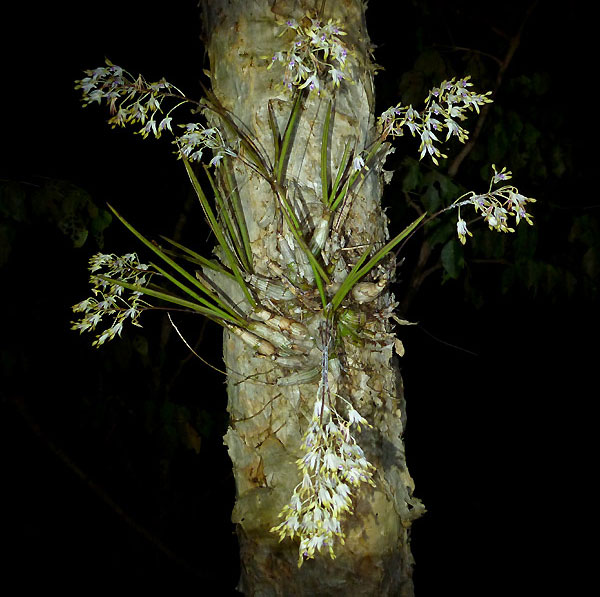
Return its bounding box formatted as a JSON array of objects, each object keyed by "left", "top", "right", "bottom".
[{"left": 1, "top": 1, "right": 595, "bottom": 595}]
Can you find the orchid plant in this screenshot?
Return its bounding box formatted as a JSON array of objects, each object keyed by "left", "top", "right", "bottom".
[{"left": 72, "top": 9, "right": 535, "bottom": 567}]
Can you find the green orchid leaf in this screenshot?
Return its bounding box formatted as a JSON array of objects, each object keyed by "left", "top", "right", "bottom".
[
  {"left": 95, "top": 275, "right": 239, "bottom": 326},
  {"left": 107, "top": 203, "right": 253, "bottom": 316},
  {"left": 268, "top": 100, "right": 281, "bottom": 165},
  {"left": 328, "top": 139, "right": 353, "bottom": 207},
  {"left": 277, "top": 91, "right": 303, "bottom": 184},
  {"left": 182, "top": 158, "right": 256, "bottom": 307},
  {"left": 159, "top": 235, "right": 234, "bottom": 279},
  {"left": 203, "top": 164, "right": 250, "bottom": 272},
  {"left": 222, "top": 157, "right": 253, "bottom": 272},
  {"left": 150, "top": 262, "right": 245, "bottom": 325},
  {"left": 331, "top": 213, "right": 426, "bottom": 310},
  {"left": 321, "top": 101, "right": 332, "bottom": 205}
]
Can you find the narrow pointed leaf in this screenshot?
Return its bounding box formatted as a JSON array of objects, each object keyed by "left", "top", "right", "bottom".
[
  {"left": 95, "top": 275, "right": 240, "bottom": 326},
  {"left": 159, "top": 235, "right": 235, "bottom": 279},
  {"left": 150, "top": 262, "right": 245, "bottom": 325},
  {"left": 107, "top": 203, "right": 231, "bottom": 302},
  {"left": 204, "top": 164, "right": 249, "bottom": 271},
  {"left": 331, "top": 213, "right": 426, "bottom": 309},
  {"left": 330, "top": 139, "right": 384, "bottom": 212},
  {"left": 268, "top": 100, "right": 281, "bottom": 165},
  {"left": 329, "top": 139, "right": 353, "bottom": 208},
  {"left": 277, "top": 91, "right": 303, "bottom": 184},
  {"left": 321, "top": 101, "right": 332, "bottom": 204},
  {"left": 199, "top": 88, "right": 270, "bottom": 178},
  {"left": 182, "top": 159, "right": 256, "bottom": 307},
  {"left": 223, "top": 157, "right": 253, "bottom": 272}
]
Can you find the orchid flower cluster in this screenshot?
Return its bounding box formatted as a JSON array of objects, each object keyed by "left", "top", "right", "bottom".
[
  {"left": 75, "top": 61, "right": 234, "bottom": 166},
  {"left": 271, "top": 394, "right": 375, "bottom": 567},
  {"left": 268, "top": 15, "right": 350, "bottom": 92},
  {"left": 75, "top": 61, "right": 184, "bottom": 138},
  {"left": 175, "top": 123, "right": 237, "bottom": 167},
  {"left": 452, "top": 165, "right": 536, "bottom": 244},
  {"left": 71, "top": 253, "right": 154, "bottom": 347},
  {"left": 378, "top": 76, "right": 493, "bottom": 165}
]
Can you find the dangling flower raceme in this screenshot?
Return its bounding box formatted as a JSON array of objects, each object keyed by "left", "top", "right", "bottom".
[
  {"left": 378, "top": 76, "right": 493, "bottom": 165},
  {"left": 271, "top": 393, "right": 375, "bottom": 567},
  {"left": 75, "top": 59, "right": 235, "bottom": 168},
  {"left": 71, "top": 253, "right": 155, "bottom": 347},
  {"left": 75, "top": 59, "right": 186, "bottom": 139},
  {"left": 450, "top": 165, "right": 536, "bottom": 244}
]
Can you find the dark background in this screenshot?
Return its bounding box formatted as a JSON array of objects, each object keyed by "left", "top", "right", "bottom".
[{"left": 1, "top": 1, "right": 595, "bottom": 595}]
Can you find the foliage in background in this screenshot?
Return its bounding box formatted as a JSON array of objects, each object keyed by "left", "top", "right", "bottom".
[
  {"left": 373, "top": 13, "right": 597, "bottom": 311},
  {"left": 0, "top": 175, "right": 232, "bottom": 577},
  {"left": 0, "top": 178, "right": 111, "bottom": 262}
]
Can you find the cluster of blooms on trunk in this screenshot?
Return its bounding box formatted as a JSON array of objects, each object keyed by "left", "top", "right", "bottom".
[
  {"left": 268, "top": 15, "right": 350, "bottom": 92},
  {"left": 175, "top": 123, "right": 236, "bottom": 167},
  {"left": 271, "top": 394, "right": 375, "bottom": 567}
]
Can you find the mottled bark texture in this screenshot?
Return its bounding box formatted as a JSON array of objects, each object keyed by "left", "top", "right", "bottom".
[{"left": 199, "top": 1, "right": 424, "bottom": 594}]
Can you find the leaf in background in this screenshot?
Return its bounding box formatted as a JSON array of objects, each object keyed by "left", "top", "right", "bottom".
[
  {"left": 441, "top": 239, "right": 464, "bottom": 280},
  {"left": 523, "top": 122, "right": 541, "bottom": 150},
  {"left": 514, "top": 223, "right": 538, "bottom": 259},
  {"left": 582, "top": 247, "right": 600, "bottom": 280},
  {"left": 517, "top": 259, "right": 541, "bottom": 293},
  {"left": 531, "top": 72, "right": 550, "bottom": 96},
  {"left": 569, "top": 215, "right": 599, "bottom": 248},
  {"left": 176, "top": 405, "right": 202, "bottom": 454},
  {"left": 89, "top": 207, "right": 112, "bottom": 249},
  {"left": 488, "top": 122, "right": 509, "bottom": 164},
  {"left": 427, "top": 219, "right": 454, "bottom": 249},
  {"left": 33, "top": 181, "right": 94, "bottom": 248},
  {"left": 132, "top": 334, "right": 151, "bottom": 366},
  {"left": 0, "top": 222, "right": 15, "bottom": 268},
  {"left": 551, "top": 146, "right": 567, "bottom": 178},
  {"left": 414, "top": 48, "right": 446, "bottom": 78},
  {"left": 0, "top": 181, "right": 27, "bottom": 222},
  {"left": 422, "top": 182, "right": 440, "bottom": 212},
  {"left": 506, "top": 111, "right": 524, "bottom": 138},
  {"left": 401, "top": 157, "right": 422, "bottom": 193},
  {"left": 473, "top": 226, "right": 505, "bottom": 260},
  {"left": 397, "top": 70, "right": 426, "bottom": 107},
  {"left": 0, "top": 179, "right": 112, "bottom": 252},
  {"left": 436, "top": 172, "right": 459, "bottom": 202},
  {"left": 464, "top": 52, "right": 486, "bottom": 85}
]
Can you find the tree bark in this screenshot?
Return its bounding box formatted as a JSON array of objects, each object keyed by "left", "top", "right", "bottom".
[{"left": 199, "top": 1, "right": 424, "bottom": 594}]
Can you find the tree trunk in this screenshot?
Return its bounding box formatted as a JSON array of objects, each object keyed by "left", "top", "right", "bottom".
[{"left": 199, "top": 1, "right": 424, "bottom": 594}]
